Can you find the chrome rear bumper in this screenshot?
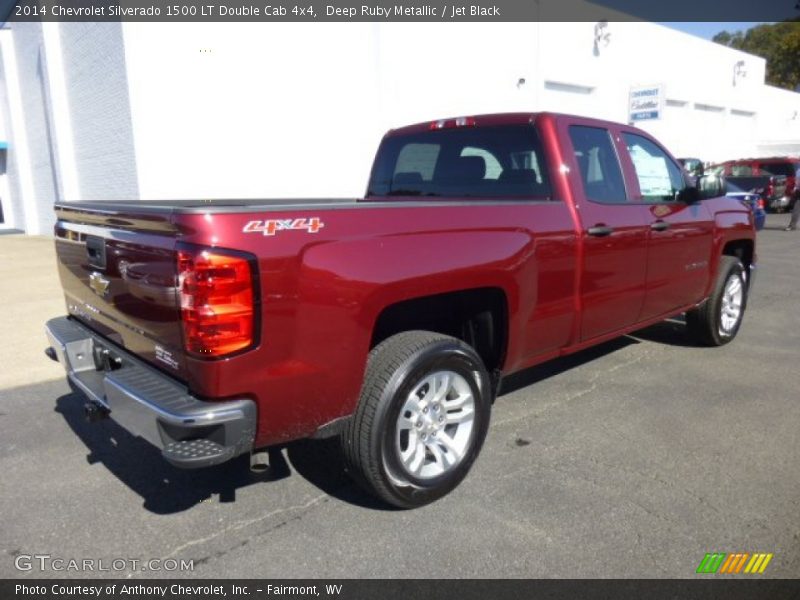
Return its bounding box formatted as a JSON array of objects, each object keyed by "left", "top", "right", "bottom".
[{"left": 45, "top": 316, "right": 256, "bottom": 468}]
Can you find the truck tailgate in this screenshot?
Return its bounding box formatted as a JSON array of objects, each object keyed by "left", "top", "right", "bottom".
[{"left": 53, "top": 204, "right": 189, "bottom": 379}]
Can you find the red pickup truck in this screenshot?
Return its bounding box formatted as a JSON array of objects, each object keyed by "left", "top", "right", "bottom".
[{"left": 45, "top": 112, "right": 755, "bottom": 508}]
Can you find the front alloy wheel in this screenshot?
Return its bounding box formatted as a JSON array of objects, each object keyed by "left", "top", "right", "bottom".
[
  {"left": 718, "top": 271, "right": 744, "bottom": 337},
  {"left": 686, "top": 256, "right": 747, "bottom": 346}
]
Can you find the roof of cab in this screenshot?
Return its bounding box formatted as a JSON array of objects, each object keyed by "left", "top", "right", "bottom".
[{"left": 383, "top": 112, "right": 639, "bottom": 137}]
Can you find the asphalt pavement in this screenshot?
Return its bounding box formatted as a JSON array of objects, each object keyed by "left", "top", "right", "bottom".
[{"left": 1, "top": 215, "right": 798, "bottom": 579}]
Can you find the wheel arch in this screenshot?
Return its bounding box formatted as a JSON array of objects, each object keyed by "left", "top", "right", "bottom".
[
  {"left": 721, "top": 238, "right": 754, "bottom": 270},
  {"left": 370, "top": 287, "right": 509, "bottom": 374}
]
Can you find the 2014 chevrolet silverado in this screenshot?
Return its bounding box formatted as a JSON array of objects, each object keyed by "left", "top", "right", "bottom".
[{"left": 45, "top": 112, "right": 755, "bottom": 508}]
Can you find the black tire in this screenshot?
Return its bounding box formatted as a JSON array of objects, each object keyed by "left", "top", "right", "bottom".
[
  {"left": 341, "top": 331, "right": 491, "bottom": 508},
  {"left": 685, "top": 256, "right": 747, "bottom": 346}
]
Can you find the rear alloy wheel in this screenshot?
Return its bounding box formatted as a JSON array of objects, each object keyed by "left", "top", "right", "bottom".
[
  {"left": 395, "top": 369, "right": 476, "bottom": 480},
  {"left": 686, "top": 256, "right": 747, "bottom": 346},
  {"left": 341, "top": 331, "right": 491, "bottom": 508}
]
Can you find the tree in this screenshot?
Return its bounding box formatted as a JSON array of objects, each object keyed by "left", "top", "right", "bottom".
[{"left": 713, "top": 20, "right": 800, "bottom": 92}]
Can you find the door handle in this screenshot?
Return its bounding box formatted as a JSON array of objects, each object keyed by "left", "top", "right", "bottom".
[
  {"left": 587, "top": 225, "right": 614, "bottom": 237},
  {"left": 650, "top": 220, "right": 670, "bottom": 232}
]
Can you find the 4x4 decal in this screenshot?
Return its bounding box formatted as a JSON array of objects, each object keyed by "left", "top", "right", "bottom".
[{"left": 243, "top": 217, "right": 324, "bottom": 236}]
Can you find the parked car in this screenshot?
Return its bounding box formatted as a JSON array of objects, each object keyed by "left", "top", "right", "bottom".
[
  {"left": 723, "top": 177, "right": 768, "bottom": 231},
  {"left": 712, "top": 157, "right": 800, "bottom": 212},
  {"left": 45, "top": 112, "right": 755, "bottom": 508},
  {"left": 708, "top": 163, "right": 786, "bottom": 227}
]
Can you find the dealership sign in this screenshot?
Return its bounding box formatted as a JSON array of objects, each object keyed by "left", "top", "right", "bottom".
[{"left": 629, "top": 84, "right": 663, "bottom": 122}]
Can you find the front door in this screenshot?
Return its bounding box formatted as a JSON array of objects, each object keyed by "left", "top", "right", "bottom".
[{"left": 619, "top": 131, "right": 714, "bottom": 320}]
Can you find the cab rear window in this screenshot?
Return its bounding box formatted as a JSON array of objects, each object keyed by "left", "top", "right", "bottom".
[
  {"left": 760, "top": 163, "right": 796, "bottom": 178},
  {"left": 367, "top": 126, "right": 552, "bottom": 199}
]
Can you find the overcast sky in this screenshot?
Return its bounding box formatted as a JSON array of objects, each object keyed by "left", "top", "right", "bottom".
[{"left": 660, "top": 22, "right": 770, "bottom": 40}]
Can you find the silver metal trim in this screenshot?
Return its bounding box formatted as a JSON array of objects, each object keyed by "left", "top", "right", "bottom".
[{"left": 45, "top": 317, "right": 256, "bottom": 464}]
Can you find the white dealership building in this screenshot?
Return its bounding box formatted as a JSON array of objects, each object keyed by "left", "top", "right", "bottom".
[{"left": 1, "top": 19, "right": 799, "bottom": 234}]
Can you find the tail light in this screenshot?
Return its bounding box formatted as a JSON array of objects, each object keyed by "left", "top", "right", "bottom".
[
  {"left": 177, "top": 247, "right": 257, "bottom": 358},
  {"left": 766, "top": 181, "right": 774, "bottom": 198}
]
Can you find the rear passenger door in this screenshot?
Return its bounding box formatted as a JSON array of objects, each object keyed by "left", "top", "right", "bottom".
[
  {"left": 619, "top": 131, "right": 714, "bottom": 320},
  {"left": 562, "top": 121, "right": 649, "bottom": 341}
]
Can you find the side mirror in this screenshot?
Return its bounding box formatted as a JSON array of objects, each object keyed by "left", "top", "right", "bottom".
[
  {"left": 680, "top": 174, "right": 726, "bottom": 203},
  {"left": 698, "top": 174, "right": 726, "bottom": 199},
  {"left": 685, "top": 160, "right": 704, "bottom": 177}
]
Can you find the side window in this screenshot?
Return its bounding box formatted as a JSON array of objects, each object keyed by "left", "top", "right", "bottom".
[
  {"left": 457, "top": 147, "right": 548, "bottom": 184},
  {"left": 730, "top": 164, "right": 754, "bottom": 177},
  {"left": 509, "top": 150, "right": 547, "bottom": 184},
  {"left": 460, "top": 146, "right": 503, "bottom": 180},
  {"left": 622, "top": 133, "right": 685, "bottom": 203},
  {"left": 394, "top": 143, "right": 440, "bottom": 182},
  {"left": 568, "top": 125, "right": 627, "bottom": 204}
]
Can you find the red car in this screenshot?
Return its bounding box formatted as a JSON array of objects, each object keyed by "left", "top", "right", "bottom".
[
  {"left": 45, "top": 112, "right": 756, "bottom": 508},
  {"left": 711, "top": 157, "right": 800, "bottom": 212}
]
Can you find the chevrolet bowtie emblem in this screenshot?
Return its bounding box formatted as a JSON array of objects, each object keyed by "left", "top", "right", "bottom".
[{"left": 89, "top": 272, "right": 110, "bottom": 298}]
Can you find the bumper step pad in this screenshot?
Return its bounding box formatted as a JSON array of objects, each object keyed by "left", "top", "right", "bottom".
[{"left": 163, "top": 439, "right": 235, "bottom": 468}]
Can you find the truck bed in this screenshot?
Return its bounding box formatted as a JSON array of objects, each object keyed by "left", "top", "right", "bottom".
[{"left": 57, "top": 198, "right": 361, "bottom": 214}]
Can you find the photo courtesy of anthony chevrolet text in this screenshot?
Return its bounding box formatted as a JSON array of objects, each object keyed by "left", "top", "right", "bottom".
[{"left": 0, "top": 0, "right": 799, "bottom": 598}]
